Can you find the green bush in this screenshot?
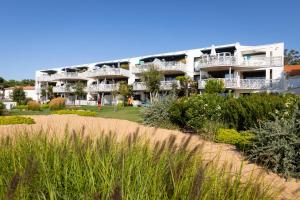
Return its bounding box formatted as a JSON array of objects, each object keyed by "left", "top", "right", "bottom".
[
  {"left": 16, "top": 105, "right": 28, "bottom": 110},
  {"left": 0, "top": 116, "right": 35, "bottom": 125},
  {"left": 169, "top": 94, "right": 224, "bottom": 132},
  {"left": 52, "top": 109, "right": 97, "bottom": 116},
  {"left": 0, "top": 130, "right": 275, "bottom": 199},
  {"left": 27, "top": 100, "right": 41, "bottom": 111},
  {"left": 41, "top": 103, "right": 49, "bottom": 110},
  {"left": 246, "top": 110, "right": 300, "bottom": 179},
  {"left": 215, "top": 128, "right": 254, "bottom": 150},
  {"left": 142, "top": 96, "right": 177, "bottom": 128},
  {"left": 205, "top": 79, "right": 224, "bottom": 94},
  {"left": 0, "top": 101, "right": 4, "bottom": 116},
  {"left": 49, "top": 97, "right": 66, "bottom": 110},
  {"left": 224, "top": 93, "right": 299, "bottom": 130}
]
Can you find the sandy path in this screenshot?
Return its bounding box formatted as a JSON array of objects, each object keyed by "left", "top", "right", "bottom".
[{"left": 0, "top": 115, "right": 299, "bottom": 200}]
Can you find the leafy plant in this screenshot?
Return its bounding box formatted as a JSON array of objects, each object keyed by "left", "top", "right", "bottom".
[
  {"left": 118, "top": 81, "right": 133, "bottom": 106},
  {"left": 215, "top": 129, "right": 254, "bottom": 150}
]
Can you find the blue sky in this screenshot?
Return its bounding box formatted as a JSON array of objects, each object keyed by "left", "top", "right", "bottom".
[{"left": 0, "top": 0, "right": 299, "bottom": 80}]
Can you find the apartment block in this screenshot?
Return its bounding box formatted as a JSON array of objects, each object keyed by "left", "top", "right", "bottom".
[{"left": 35, "top": 42, "right": 285, "bottom": 105}]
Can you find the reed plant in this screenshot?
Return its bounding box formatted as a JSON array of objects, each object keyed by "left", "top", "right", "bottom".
[{"left": 0, "top": 128, "right": 276, "bottom": 199}]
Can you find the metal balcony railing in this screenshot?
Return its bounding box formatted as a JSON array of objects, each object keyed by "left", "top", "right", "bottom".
[
  {"left": 84, "top": 67, "right": 130, "bottom": 78},
  {"left": 133, "top": 80, "right": 179, "bottom": 91},
  {"left": 195, "top": 56, "right": 283, "bottom": 70},
  {"left": 198, "top": 78, "right": 282, "bottom": 90},
  {"left": 88, "top": 84, "right": 119, "bottom": 92},
  {"left": 37, "top": 72, "right": 87, "bottom": 81},
  {"left": 52, "top": 86, "right": 88, "bottom": 93},
  {"left": 133, "top": 61, "right": 186, "bottom": 74}
]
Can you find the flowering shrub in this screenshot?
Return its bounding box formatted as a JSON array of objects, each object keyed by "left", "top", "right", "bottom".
[
  {"left": 49, "top": 97, "right": 66, "bottom": 110},
  {"left": 169, "top": 94, "right": 224, "bottom": 131},
  {"left": 27, "top": 100, "right": 41, "bottom": 111},
  {"left": 246, "top": 110, "right": 300, "bottom": 179}
]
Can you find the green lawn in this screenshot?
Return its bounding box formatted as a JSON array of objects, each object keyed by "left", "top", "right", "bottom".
[
  {"left": 83, "top": 106, "right": 142, "bottom": 123},
  {"left": 9, "top": 106, "right": 142, "bottom": 123}
]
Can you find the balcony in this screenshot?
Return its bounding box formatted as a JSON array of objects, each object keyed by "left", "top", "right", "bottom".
[
  {"left": 198, "top": 78, "right": 282, "bottom": 90},
  {"left": 37, "top": 72, "right": 87, "bottom": 82},
  {"left": 132, "top": 61, "right": 186, "bottom": 74},
  {"left": 133, "top": 81, "right": 179, "bottom": 91},
  {"left": 84, "top": 67, "right": 130, "bottom": 78},
  {"left": 88, "top": 84, "right": 119, "bottom": 93},
  {"left": 53, "top": 86, "right": 88, "bottom": 93},
  {"left": 195, "top": 55, "right": 282, "bottom": 70}
]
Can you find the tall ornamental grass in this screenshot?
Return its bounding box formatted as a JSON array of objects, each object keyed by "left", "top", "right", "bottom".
[{"left": 0, "top": 128, "right": 276, "bottom": 199}]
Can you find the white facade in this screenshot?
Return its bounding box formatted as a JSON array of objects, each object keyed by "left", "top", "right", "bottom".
[
  {"left": 4, "top": 86, "right": 38, "bottom": 101},
  {"left": 35, "top": 42, "right": 287, "bottom": 104}
]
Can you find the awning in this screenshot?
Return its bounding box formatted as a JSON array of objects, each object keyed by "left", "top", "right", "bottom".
[{"left": 140, "top": 53, "right": 186, "bottom": 62}]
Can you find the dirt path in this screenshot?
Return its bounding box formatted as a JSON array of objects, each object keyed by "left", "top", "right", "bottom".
[{"left": 0, "top": 115, "right": 299, "bottom": 200}]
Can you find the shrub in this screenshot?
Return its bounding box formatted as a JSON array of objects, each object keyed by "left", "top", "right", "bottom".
[
  {"left": 169, "top": 94, "right": 225, "bottom": 132},
  {"left": 223, "top": 93, "right": 299, "bottom": 130},
  {"left": 41, "top": 103, "right": 49, "bottom": 110},
  {"left": 16, "top": 105, "right": 28, "bottom": 110},
  {"left": 215, "top": 128, "right": 254, "bottom": 150},
  {"left": 0, "top": 130, "right": 275, "bottom": 199},
  {"left": 49, "top": 97, "right": 66, "bottom": 110},
  {"left": 52, "top": 109, "right": 97, "bottom": 116},
  {"left": 142, "top": 96, "right": 177, "bottom": 128},
  {"left": 27, "top": 100, "right": 41, "bottom": 111},
  {"left": 205, "top": 79, "right": 224, "bottom": 94},
  {"left": 0, "top": 116, "right": 35, "bottom": 125},
  {"left": 246, "top": 111, "right": 300, "bottom": 179},
  {"left": 0, "top": 101, "right": 4, "bottom": 116}
]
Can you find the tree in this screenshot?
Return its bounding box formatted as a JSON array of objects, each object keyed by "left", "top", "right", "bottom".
[
  {"left": 205, "top": 79, "right": 224, "bottom": 94},
  {"left": 118, "top": 81, "right": 133, "bottom": 106},
  {"left": 140, "top": 65, "right": 163, "bottom": 103},
  {"left": 12, "top": 87, "right": 26, "bottom": 104},
  {"left": 284, "top": 49, "right": 300, "bottom": 65},
  {"left": 176, "top": 76, "right": 198, "bottom": 97},
  {"left": 74, "top": 82, "right": 86, "bottom": 101}
]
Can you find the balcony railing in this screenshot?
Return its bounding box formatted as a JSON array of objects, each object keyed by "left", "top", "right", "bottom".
[
  {"left": 198, "top": 78, "right": 282, "bottom": 90},
  {"left": 133, "top": 81, "right": 179, "bottom": 91},
  {"left": 133, "top": 61, "right": 186, "bottom": 74},
  {"left": 84, "top": 67, "right": 130, "bottom": 78},
  {"left": 195, "top": 56, "right": 282, "bottom": 70},
  {"left": 37, "top": 72, "right": 87, "bottom": 81},
  {"left": 53, "top": 86, "right": 88, "bottom": 93},
  {"left": 88, "top": 84, "right": 119, "bottom": 92}
]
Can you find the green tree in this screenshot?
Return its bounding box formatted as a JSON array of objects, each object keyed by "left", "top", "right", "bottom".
[
  {"left": 74, "top": 82, "right": 86, "bottom": 101},
  {"left": 12, "top": 87, "right": 26, "bottom": 105},
  {"left": 118, "top": 81, "right": 133, "bottom": 106},
  {"left": 284, "top": 49, "right": 300, "bottom": 65},
  {"left": 141, "top": 65, "right": 163, "bottom": 103},
  {"left": 205, "top": 79, "right": 224, "bottom": 94}
]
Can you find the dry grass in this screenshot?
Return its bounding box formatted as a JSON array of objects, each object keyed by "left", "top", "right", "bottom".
[{"left": 0, "top": 115, "right": 299, "bottom": 200}]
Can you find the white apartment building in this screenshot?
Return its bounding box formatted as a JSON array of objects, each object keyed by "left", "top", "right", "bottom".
[{"left": 35, "top": 42, "right": 286, "bottom": 105}]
